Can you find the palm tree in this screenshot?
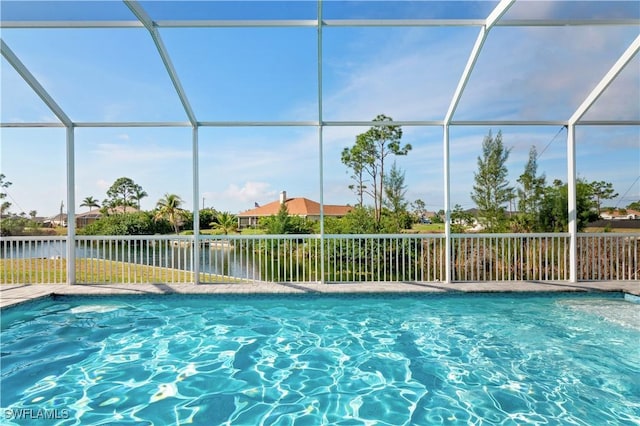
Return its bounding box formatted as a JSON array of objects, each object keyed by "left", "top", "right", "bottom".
[
  {"left": 133, "top": 188, "right": 148, "bottom": 210},
  {"left": 210, "top": 211, "right": 237, "bottom": 235},
  {"left": 154, "top": 193, "right": 186, "bottom": 234},
  {"left": 80, "top": 196, "right": 100, "bottom": 211}
]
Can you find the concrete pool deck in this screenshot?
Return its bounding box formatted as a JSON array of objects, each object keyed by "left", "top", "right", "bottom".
[{"left": 1, "top": 281, "right": 639, "bottom": 309}]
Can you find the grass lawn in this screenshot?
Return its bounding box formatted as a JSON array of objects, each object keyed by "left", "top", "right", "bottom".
[
  {"left": 583, "top": 227, "right": 640, "bottom": 233},
  {"left": 0, "top": 258, "right": 246, "bottom": 284},
  {"left": 409, "top": 223, "right": 445, "bottom": 233},
  {"left": 179, "top": 228, "right": 265, "bottom": 235}
]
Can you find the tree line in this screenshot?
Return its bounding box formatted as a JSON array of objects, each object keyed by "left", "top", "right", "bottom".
[
  {"left": 340, "top": 118, "right": 630, "bottom": 234},
  {"left": 0, "top": 123, "right": 634, "bottom": 237},
  {"left": 78, "top": 123, "right": 635, "bottom": 236},
  {"left": 470, "top": 130, "right": 621, "bottom": 233},
  {"left": 79, "top": 177, "right": 244, "bottom": 236}
]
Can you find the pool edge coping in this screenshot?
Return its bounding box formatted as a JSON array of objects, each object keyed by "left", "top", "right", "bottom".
[{"left": 2, "top": 281, "right": 638, "bottom": 310}]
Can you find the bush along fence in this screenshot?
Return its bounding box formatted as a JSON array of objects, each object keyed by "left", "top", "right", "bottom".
[{"left": 1, "top": 233, "right": 638, "bottom": 284}]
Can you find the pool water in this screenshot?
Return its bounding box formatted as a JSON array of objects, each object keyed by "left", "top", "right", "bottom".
[{"left": 1, "top": 293, "right": 639, "bottom": 425}]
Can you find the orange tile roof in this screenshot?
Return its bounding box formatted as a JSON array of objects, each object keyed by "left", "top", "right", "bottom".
[
  {"left": 603, "top": 209, "right": 640, "bottom": 218},
  {"left": 76, "top": 210, "right": 102, "bottom": 219},
  {"left": 238, "top": 197, "right": 352, "bottom": 217}
]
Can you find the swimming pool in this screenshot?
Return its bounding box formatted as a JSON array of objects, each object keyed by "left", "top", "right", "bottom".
[{"left": 1, "top": 293, "right": 639, "bottom": 425}]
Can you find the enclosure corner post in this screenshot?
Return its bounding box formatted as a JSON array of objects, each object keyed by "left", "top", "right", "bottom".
[
  {"left": 66, "top": 125, "right": 76, "bottom": 285},
  {"left": 192, "top": 126, "right": 200, "bottom": 284},
  {"left": 443, "top": 125, "right": 452, "bottom": 284},
  {"left": 317, "top": 0, "right": 325, "bottom": 285},
  {"left": 567, "top": 124, "right": 578, "bottom": 283}
]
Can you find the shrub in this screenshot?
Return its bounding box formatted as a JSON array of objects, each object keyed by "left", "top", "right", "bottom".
[
  {"left": 80, "top": 212, "right": 172, "bottom": 235},
  {"left": 0, "top": 217, "right": 51, "bottom": 236}
]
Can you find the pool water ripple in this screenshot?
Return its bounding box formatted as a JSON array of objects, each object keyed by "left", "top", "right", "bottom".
[{"left": 1, "top": 293, "right": 639, "bottom": 425}]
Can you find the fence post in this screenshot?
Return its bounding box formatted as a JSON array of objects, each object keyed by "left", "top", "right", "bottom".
[
  {"left": 192, "top": 126, "right": 200, "bottom": 284},
  {"left": 443, "top": 125, "right": 452, "bottom": 283},
  {"left": 66, "top": 126, "right": 76, "bottom": 285},
  {"left": 567, "top": 125, "right": 577, "bottom": 283}
]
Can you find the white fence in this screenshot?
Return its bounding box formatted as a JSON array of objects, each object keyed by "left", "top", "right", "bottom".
[
  {"left": 197, "top": 234, "right": 446, "bottom": 283},
  {"left": 76, "top": 236, "right": 195, "bottom": 284},
  {"left": 1, "top": 233, "right": 638, "bottom": 284},
  {"left": 577, "top": 233, "right": 640, "bottom": 281},
  {"left": 1, "top": 236, "right": 66, "bottom": 284},
  {"left": 451, "top": 233, "right": 570, "bottom": 282}
]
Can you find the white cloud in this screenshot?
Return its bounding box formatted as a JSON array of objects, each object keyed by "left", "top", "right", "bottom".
[
  {"left": 323, "top": 29, "right": 472, "bottom": 121},
  {"left": 204, "top": 181, "right": 277, "bottom": 213},
  {"left": 502, "top": 0, "right": 563, "bottom": 21},
  {"left": 457, "top": 25, "right": 639, "bottom": 120},
  {"left": 96, "top": 179, "right": 110, "bottom": 190},
  {"left": 319, "top": 21, "right": 639, "bottom": 123}
]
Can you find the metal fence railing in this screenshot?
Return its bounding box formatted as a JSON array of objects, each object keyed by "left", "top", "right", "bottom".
[
  {"left": 0, "top": 236, "right": 67, "bottom": 284},
  {"left": 197, "top": 234, "right": 446, "bottom": 283},
  {"left": 451, "top": 233, "right": 570, "bottom": 282},
  {"left": 1, "top": 233, "right": 638, "bottom": 284},
  {"left": 198, "top": 235, "right": 319, "bottom": 283},
  {"left": 577, "top": 233, "right": 639, "bottom": 281},
  {"left": 75, "top": 236, "right": 195, "bottom": 284},
  {"left": 323, "top": 234, "right": 445, "bottom": 283}
]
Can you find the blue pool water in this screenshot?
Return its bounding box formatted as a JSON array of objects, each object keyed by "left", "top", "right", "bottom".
[{"left": 1, "top": 293, "right": 639, "bottom": 425}]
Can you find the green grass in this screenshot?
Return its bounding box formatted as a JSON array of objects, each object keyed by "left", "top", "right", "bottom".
[
  {"left": 409, "top": 223, "right": 445, "bottom": 233},
  {"left": 583, "top": 227, "right": 639, "bottom": 233},
  {"left": 240, "top": 228, "right": 266, "bottom": 235},
  {"left": 179, "top": 229, "right": 260, "bottom": 235},
  {"left": 0, "top": 258, "right": 246, "bottom": 284},
  {"left": 200, "top": 229, "right": 222, "bottom": 235},
  {"left": 180, "top": 229, "right": 225, "bottom": 235},
  {"left": 177, "top": 225, "right": 450, "bottom": 236}
]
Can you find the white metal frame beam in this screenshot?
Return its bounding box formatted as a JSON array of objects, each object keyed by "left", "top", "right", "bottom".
[
  {"left": 124, "top": 0, "right": 197, "bottom": 127},
  {"left": 1, "top": 38, "right": 78, "bottom": 285},
  {"left": 570, "top": 35, "right": 640, "bottom": 125},
  {"left": 198, "top": 121, "right": 320, "bottom": 127},
  {"left": 444, "top": 0, "right": 515, "bottom": 124},
  {"left": 4, "top": 120, "right": 640, "bottom": 129},
  {"left": 66, "top": 127, "right": 76, "bottom": 284},
  {"left": 442, "top": 0, "right": 515, "bottom": 283},
  {"left": 191, "top": 127, "right": 200, "bottom": 283},
  {"left": 317, "top": 0, "right": 326, "bottom": 284},
  {"left": 124, "top": 1, "right": 202, "bottom": 282},
  {"left": 3, "top": 19, "right": 639, "bottom": 29},
  {"left": 566, "top": 124, "right": 578, "bottom": 283},
  {"left": 1, "top": 39, "right": 72, "bottom": 127},
  {"left": 565, "top": 34, "right": 640, "bottom": 283}
]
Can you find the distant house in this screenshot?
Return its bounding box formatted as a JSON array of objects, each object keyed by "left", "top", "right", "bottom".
[
  {"left": 76, "top": 206, "right": 140, "bottom": 228},
  {"left": 76, "top": 210, "right": 102, "bottom": 228},
  {"left": 44, "top": 213, "right": 67, "bottom": 227},
  {"left": 237, "top": 191, "right": 352, "bottom": 229},
  {"left": 32, "top": 216, "right": 47, "bottom": 226},
  {"left": 600, "top": 209, "right": 640, "bottom": 220}
]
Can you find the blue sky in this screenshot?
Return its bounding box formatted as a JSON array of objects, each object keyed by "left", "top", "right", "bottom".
[{"left": 1, "top": 1, "right": 639, "bottom": 217}]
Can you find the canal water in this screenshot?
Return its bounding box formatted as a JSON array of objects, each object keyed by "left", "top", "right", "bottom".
[{"left": 0, "top": 240, "right": 256, "bottom": 280}]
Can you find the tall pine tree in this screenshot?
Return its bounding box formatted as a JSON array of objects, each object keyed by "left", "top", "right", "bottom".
[
  {"left": 471, "top": 130, "right": 513, "bottom": 232},
  {"left": 516, "top": 146, "right": 546, "bottom": 231},
  {"left": 341, "top": 114, "right": 410, "bottom": 224}
]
